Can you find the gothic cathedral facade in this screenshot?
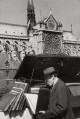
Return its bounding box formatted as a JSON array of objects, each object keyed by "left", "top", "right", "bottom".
[{"left": 0, "top": 0, "right": 80, "bottom": 79}]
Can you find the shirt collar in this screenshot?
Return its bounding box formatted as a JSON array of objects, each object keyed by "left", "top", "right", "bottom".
[{"left": 53, "top": 77, "right": 58, "bottom": 86}]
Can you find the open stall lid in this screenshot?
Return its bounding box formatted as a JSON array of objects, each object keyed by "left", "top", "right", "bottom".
[{"left": 14, "top": 54, "right": 80, "bottom": 84}]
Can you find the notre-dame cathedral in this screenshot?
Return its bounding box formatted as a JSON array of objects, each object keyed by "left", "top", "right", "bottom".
[{"left": 0, "top": 0, "right": 80, "bottom": 79}]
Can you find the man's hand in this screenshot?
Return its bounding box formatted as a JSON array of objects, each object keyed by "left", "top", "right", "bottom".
[{"left": 39, "top": 111, "right": 45, "bottom": 114}]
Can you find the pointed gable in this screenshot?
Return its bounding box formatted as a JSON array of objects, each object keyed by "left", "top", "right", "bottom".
[
  {"left": 35, "top": 13, "right": 61, "bottom": 31},
  {"left": 44, "top": 14, "right": 58, "bottom": 30}
]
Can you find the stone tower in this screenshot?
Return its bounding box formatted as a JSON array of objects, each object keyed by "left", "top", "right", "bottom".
[{"left": 27, "top": 0, "right": 36, "bottom": 28}]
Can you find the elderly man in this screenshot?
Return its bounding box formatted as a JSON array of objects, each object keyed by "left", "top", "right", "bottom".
[{"left": 38, "top": 67, "right": 75, "bottom": 119}]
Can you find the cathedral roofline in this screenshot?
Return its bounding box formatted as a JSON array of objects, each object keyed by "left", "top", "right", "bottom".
[
  {"left": 63, "top": 40, "right": 80, "bottom": 44},
  {"left": 0, "top": 22, "right": 27, "bottom": 27},
  {"left": 0, "top": 34, "right": 29, "bottom": 40},
  {"left": 36, "top": 29, "right": 63, "bottom": 33},
  {"left": 63, "top": 30, "right": 72, "bottom": 33}
]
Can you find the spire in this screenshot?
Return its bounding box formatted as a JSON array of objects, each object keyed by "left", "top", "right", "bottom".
[
  {"left": 27, "top": 0, "right": 36, "bottom": 27},
  {"left": 28, "top": 0, "right": 33, "bottom": 6}
]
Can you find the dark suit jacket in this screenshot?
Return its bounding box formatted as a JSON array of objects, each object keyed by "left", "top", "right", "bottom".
[{"left": 37, "top": 79, "right": 75, "bottom": 119}]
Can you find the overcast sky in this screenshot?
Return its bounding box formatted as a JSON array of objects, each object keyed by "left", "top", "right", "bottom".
[{"left": 0, "top": 0, "right": 80, "bottom": 39}]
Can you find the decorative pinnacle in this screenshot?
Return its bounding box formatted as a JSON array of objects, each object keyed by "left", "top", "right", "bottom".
[
  {"left": 71, "top": 24, "right": 73, "bottom": 33},
  {"left": 50, "top": 8, "right": 52, "bottom": 15}
]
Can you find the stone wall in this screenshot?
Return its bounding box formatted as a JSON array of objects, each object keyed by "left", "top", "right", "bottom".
[
  {"left": 63, "top": 42, "right": 80, "bottom": 56},
  {"left": 43, "top": 32, "right": 63, "bottom": 54}
]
